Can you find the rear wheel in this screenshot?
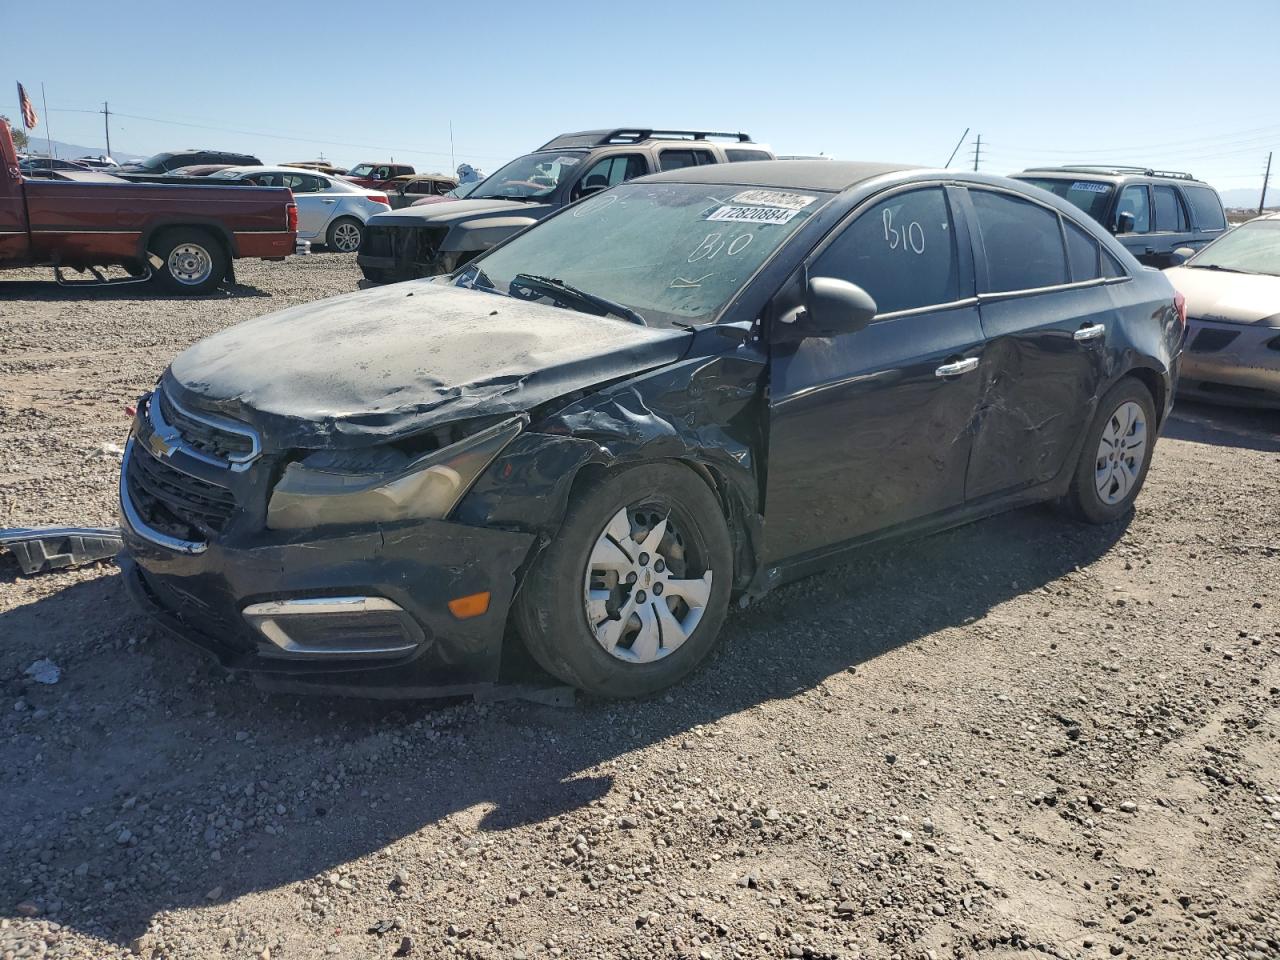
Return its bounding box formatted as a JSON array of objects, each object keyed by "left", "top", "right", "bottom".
[
  {"left": 514, "top": 463, "right": 733, "bottom": 698},
  {"left": 151, "top": 228, "right": 226, "bottom": 294},
  {"left": 360, "top": 265, "right": 390, "bottom": 284},
  {"left": 1061, "top": 378, "right": 1157, "bottom": 523},
  {"left": 326, "top": 217, "right": 364, "bottom": 253}
]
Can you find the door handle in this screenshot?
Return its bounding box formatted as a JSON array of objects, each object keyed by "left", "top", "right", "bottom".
[
  {"left": 934, "top": 357, "right": 979, "bottom": 377},
  {"left": 1074, "top": 323, "right": 1106, "bottom": 342},
  {"left": 321, "top": 198, "right": 337, "bottom": 204}
]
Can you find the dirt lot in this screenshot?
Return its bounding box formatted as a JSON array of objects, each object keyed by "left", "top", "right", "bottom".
[{"left": 2, "top": 256, "right": 1279, "bottom": 960}]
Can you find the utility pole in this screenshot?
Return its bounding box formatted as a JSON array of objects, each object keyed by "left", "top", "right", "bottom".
[
  {"left": 971, "top": 133, "right": 982, "bottom": 172},
  {"left": 449, "top": 120, "right": 456, "bottom": 172},
  {"left": 101, "top": 101, "right": 112, "bottom": 159},
  {"left": 1261, "top": 151, "right": 1273, "bottom": 215}
]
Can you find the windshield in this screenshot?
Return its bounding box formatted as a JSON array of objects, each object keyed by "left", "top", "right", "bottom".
[
  {"left": 454, "top": 181, "right": 828, "bottom": 328},
  {"left": 448, "top": 179, "right": 482, "bottom": 199},
  {"left": 1020, "top": 177, "right": 1115, "bottom": 223},
  {"left": 349, "top": 164, "right": 376, "bottom": 177},
  {"left": 469, "top": 151, "right": 587, "bottom": 200},
  {"left": 134, "top": 152, "right": 175, "bottom": 172},
  {"left": 1187, "top": 220, "right": 1280, "bottom": 276}
]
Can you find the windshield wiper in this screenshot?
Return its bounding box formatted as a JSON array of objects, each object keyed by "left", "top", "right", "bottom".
[
  {"left": 1187, "top": 263, "right": 1257, "bottom": 274},
  {"left": 510, "top": 274, "right": 646, "bottom": 325}
]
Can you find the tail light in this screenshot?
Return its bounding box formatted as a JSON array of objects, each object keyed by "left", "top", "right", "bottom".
[
  {"left": 368, "top": 193, "right": 390, "bottom": 206},
  {"left": 286, "top": 202, "right": 298, "bottom": 233}
]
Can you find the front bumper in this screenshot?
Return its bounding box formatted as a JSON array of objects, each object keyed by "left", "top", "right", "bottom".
[
  {"left": 356, "top": 223, "right": 460, "bottom": 279},
  {"left": 1179, "top": 317, "right": 1280, "bottom": 408},
  {"left": 119, "top": 429, "right": 536, "bottom": 694}
]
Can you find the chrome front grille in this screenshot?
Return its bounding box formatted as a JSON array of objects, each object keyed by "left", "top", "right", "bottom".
[
  {"left": 124, "top": 440, "right": 237, "bottom": 545},
  {"left": 150, "top": 389, "right": 261, "bottom": 470}
]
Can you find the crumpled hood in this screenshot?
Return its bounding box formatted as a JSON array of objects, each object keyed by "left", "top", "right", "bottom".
[
  {"left": 366, "top": 197, "right": 553, "bottom": 227},
  {"left": 165, "top": 281, "right": 692, "bottom": 450},
  {"left": 1164, "top": 266, "right": 1280, "bottom": 326}
]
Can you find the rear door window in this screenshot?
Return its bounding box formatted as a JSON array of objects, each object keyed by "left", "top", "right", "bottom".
[
  {"left": 1153, "top": 186, "right": 1189, "bottom": 231},
  {"left": 812, "top": 187, "right": 960, "bottom": 314},
  {"left": 1116, "top": 185, "right": 1151, "bottom": 233},
  {"left": 726, "top": 148, "right": 773, "bottom": 162},
  {"left": 659, "top": 149, "right": 715, "bottom": 171},
  {"left": 1183, "top": 185, "right": 1227, "bottom": 231},
  {"left": 970, "top": 190, "right": 1069, "bottom": 292},
  {"left": 1063, "top": 218, "right": 1102, "bottom": 281}
]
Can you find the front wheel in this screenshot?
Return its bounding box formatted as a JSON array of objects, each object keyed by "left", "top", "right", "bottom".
[
  {"left": 1061, "top": 378, "right": 1157, "bottom": 523},
  {"left": 326, "top": 217, "right": 364, "bottom": 253},
  {"left": 514, "top": 463, "right": 733, "bottom": 698}
]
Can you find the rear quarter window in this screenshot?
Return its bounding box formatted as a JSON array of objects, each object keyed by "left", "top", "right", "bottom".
[
  {"left": 725, "top": 149, "right": 773, "bottom": 162},
  {"left": 1183, "top": 185, "right": 1226, "bottom": 231}
]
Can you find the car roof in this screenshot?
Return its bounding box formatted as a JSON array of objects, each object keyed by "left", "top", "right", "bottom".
[{"left": 637, "top": 159, "right": 920, "bottom": 192}]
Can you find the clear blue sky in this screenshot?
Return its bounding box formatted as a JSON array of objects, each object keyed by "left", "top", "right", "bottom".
[{"left": 5, "top": 0, "right": 1277, "bottom": 202}]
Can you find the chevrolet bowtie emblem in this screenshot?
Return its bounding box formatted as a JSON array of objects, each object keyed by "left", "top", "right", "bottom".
[{"left": 146, "top": 429, "right": 179, "bottom": 460}]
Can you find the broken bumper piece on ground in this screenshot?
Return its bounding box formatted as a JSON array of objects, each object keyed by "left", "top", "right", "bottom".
[{"left": 0, "top": 526, "right": 123, "bottom": 575}]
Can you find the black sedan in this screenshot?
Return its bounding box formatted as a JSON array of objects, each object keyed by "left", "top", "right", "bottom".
[{"left": 119, "top": 162, "right": 1184, "bottom": 699}]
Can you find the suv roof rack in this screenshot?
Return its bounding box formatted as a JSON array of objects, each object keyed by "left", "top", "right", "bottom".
[
  {"left": 538, "top": 128, "right": 753, "bottom": 150},
  {"left": 1023, "top": 164, "right": 1199, "bottom": 181}
]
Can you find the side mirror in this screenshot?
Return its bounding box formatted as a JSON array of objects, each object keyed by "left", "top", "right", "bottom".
[
  {"left": 1169, "top": 246, "right": 1196, "bottom": 265},
  {"left": 798, "top": 277, "right": 878, "bottom": 337},
  {"left": 1115, "top": 211, "right": 1136, "bottom": 234}
]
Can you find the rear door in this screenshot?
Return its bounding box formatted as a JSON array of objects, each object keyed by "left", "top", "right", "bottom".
[
  {"left": 283, "top": 173, "right": 330, "bottom": 238},
  {"left": 1181, "top": 183, "right": 1228, "bottom": 248},
  {"left": 764, "top": 184, "right": 986, "bottom": 563},
  {"left": 961, "top": 187, "right": 1111, "bottom": 499}
]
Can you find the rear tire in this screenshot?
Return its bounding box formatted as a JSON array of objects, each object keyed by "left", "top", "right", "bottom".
[
  {"left": 360, "top": 265, "right": 390, "bottom": 284},
  {"left": 327, "top": 217, "right": 364, "bottom": 253},
  {"left": 1061, "top": 378, "right": 1157, "bottom": 524},
  {"left": 514, "top": 463, "right": 733, "bottom": 699},
  {"left": 151, "top": 228, "right": 226, "bottom": 294}
]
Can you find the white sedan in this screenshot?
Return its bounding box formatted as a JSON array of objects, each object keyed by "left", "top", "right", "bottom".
[{"left": 211, "top": 166, "right": 390, "bottom": 252}]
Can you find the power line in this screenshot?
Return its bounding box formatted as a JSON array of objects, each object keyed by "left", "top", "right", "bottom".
[{"left": 0, "top": 102, "right": 511, "bottom": 162}]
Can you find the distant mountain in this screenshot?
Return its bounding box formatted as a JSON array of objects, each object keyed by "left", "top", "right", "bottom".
[
  {"left": 1220, "top": 186, "right": 1275, "bottom": 209},
  {"left": 16, "top": 136, "right": 143, "bottom": 163}
]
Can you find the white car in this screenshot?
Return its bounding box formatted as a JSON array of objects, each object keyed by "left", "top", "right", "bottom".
[{"left": 210, "top": 166, "right": 390, "bottom": 252}]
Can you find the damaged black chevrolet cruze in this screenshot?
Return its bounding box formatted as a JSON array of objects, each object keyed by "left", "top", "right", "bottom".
[{"left": 120, "top": 161, "right": 1184, "bottom": 699}]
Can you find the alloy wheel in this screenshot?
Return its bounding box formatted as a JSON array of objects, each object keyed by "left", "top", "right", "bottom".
[
  {"left": 583, "top": 506, "right": 713, "bottom": 664},
  {"left": 1095, "top": 400, "right": 1148, "bottom": 505},
  {"left": 332, "top": 222, "right": 362, "bottom": 252}
]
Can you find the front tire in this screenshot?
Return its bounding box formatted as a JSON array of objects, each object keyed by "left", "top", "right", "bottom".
[
  {"left": 326, "top": 217, "right": 364, "bottom": 253},
  {"left": 1061, "top": 378, "right": 1157, "bottom": 523},
  {"left": 151, "top": 228, "right": 226, "bottom": 294},
  {"left": 514, "top": 463, "right": 733, "bottom": 698}
]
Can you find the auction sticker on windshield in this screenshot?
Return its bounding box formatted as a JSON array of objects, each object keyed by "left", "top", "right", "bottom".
[
  {"left": 706, "top": 205, "right": 799, "bottom": 225},
  {"left": 730, "top": 189, "right": 816, "bottom": 210}
]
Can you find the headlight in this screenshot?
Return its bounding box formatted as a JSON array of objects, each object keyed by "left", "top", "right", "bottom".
[{"left": 266, "top": 416, "right": 524, "bottom": 530}]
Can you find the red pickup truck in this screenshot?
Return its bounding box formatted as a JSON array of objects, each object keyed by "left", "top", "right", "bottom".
[{"left": 1, "top": 120, "right": 301, "bottom": 293}]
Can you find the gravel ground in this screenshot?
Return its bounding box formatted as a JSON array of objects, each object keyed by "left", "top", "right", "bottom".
[{"left": 1, "top": 255, "right": 1279, "bottom": 960}]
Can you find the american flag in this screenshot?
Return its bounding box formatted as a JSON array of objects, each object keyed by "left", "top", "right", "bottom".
[{"left": 16, "top": 82, "right": 38, "bottom": 129}]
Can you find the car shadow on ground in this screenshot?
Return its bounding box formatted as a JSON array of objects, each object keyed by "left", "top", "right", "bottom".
[
  {"left": 1165, "top": 399, "right": 1280, "bottom": 452},
  {"left": 0, "top": 278, "right": 271, "bottom": 301},
  {"left": 0, "top": 506, "right": 1128, "bottom": 944}
]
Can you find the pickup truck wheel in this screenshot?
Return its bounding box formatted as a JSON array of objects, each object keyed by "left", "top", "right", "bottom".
[
  {"left": 327, "top": 217, "right": 364, "bottom": 253},
  {"left": 360, "top": 265, "right": 389, "bottom": 284},
  {"left": 152, "top": 228, "right": 226, "bottom": 294}
]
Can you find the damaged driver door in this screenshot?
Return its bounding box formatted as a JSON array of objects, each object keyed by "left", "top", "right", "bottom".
[{"left": 763, "top": 185, "right": 987, "bottom": 565}]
